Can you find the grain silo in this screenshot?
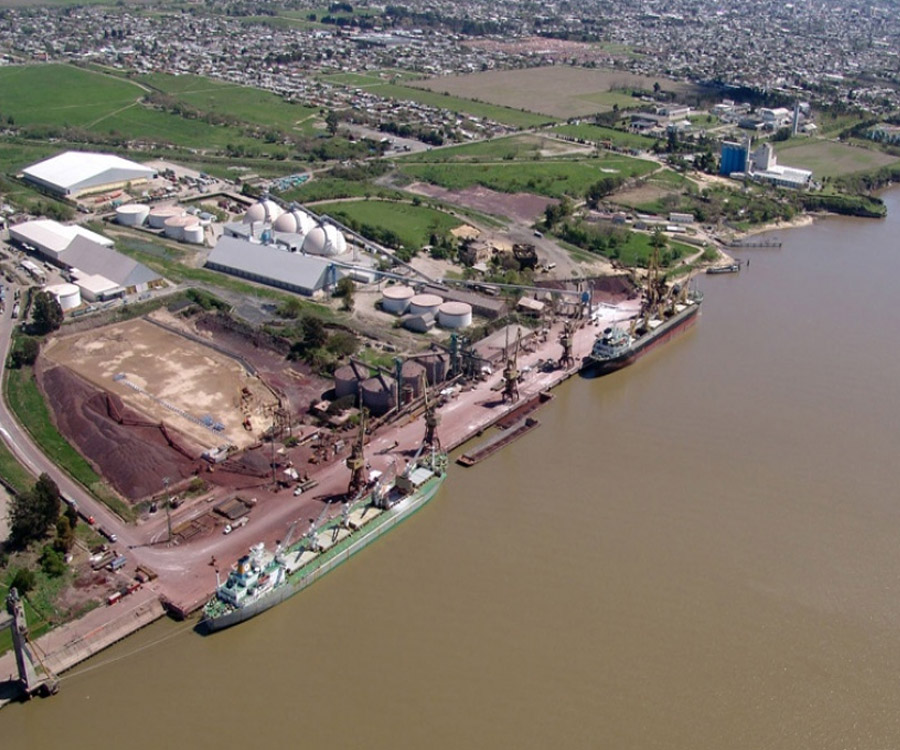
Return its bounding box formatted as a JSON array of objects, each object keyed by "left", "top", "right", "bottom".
[
  {"left": 183, "top": 224, "right": 205, "bottom": 244},
  {"left": 408, "top": 293, "right": 443, "bottom": 317},
  {"left": 438, "top": 301, "right": 473, "bottom": 329},
  {"left": 381, "top": 285, "right": 415, "bottom": 315},
  {"left": 334, "top": 364, "right": 363, "bottom": 400},
  {"left": 361, "top": 375, "right": 396, "bottom": 416},
  {"left": 164, "top": 215, "right": 197, "bottom": 241},
  {"left": 400, "top": 360, "right": 426, "bottom": 402},
  {"left": 45, "top": 282, "right": 82, "bottom": 312},
  {"left": 420, "top": 352, "right": 450, "bottom": 384},
  {"left": 148, "top": 206, "right": 184, "bottom": 229},
  {"left": 115, "top": 203, "right": 149, "bottom": 227}
]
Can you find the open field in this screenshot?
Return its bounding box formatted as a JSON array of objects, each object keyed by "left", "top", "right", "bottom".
[
  {"left": 137, "top": 72, "right": 322, "bottom": 135},
  {"left": 398, "top": 155, "right": 658, "bottom": 199},
  {"left": 552, "top": 123, "right": 658, "bottom": 150},
  {"left": 406, "top": 183, "right": 555, "bottom": 223},
  {"left": 0, "top": 65, "right": 265, "bottom": 151},
  {"left": 776, "top": 139, "right": 900, "bottom": 178},
  {"left": 40, "top": 318, "right": 279, "bottom": 451},
  {"left": 409, "top": 66, "right": 699, "bottom": 118},
  {"left": 611, "top": 169, "right": 693, "bottom": 212},
  {"left": 314, "top": 199, "right": 463, "bottom": 249},
  {"left": 352, "top": 82, "right": 554, "bottom": 128},
  {"left": 397, "top": 133, "right": 591, "bottom": 163}
]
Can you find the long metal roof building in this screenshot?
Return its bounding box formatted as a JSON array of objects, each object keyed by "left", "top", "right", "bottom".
[{"left": 22, "top": 151, "right": 157, "bottom": 198}]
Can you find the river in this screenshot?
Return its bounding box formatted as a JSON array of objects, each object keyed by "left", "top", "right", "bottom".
[{"left": 4, "top": 189, "right": 900, "bottom": 749}]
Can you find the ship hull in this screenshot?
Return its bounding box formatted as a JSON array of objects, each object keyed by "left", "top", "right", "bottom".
[
  {"left": 581, "top": 302, "right": 700, "bottom": 377},
  {"left": 202, "top": 473, "right": 445, "bottom": 633}
]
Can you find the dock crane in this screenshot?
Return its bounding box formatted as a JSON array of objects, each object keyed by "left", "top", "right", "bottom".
[
  {"left": 558, "top": 321, "right": 575, "bottom": 369},
  {"left": 346, "top": 406, "right": 368, "bottom": 498},
  {"left": 1, "top": 588, "right": 59, "bottom": 700},
  {"left": 502, "top": 329, "right": 521, "bottom": 403},
  {"left": 422, "top": 376, "right": 441, "bottom": 450}
]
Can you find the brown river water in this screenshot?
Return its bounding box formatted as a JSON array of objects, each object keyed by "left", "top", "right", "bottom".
[{"left": 4, "top": 189, "right": 900, "bottom": 749}]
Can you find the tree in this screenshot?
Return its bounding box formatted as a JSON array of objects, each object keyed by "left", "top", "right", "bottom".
[
  {"left": 9, "top": 336, "right": 40, "bottom": 367},
  {"left": 335, "top": 277, "right": 355, "bottom": 311},
  {"left": 9, "top": 473, "right": 62, "bottom": 548},
  {"left": 325, "top": 110, "right": 340, "bottom": 136},
  {"left": 301, "top": 316, "right": 328, "bottom": 350},
  {"left": 54, "top": 514, "right": 75, "bottom": 553},
  {"left": 10, "top": 568, "right": 36, "bottom": 595},
  {"left": 32, "top": 291, "right": 64, "bottom": 335}
]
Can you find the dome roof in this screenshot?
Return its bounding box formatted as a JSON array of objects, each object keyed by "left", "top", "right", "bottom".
[
  {"left": 302, "top": 226, "right": 327, "bottom": 255},
  {"left": 273, "top": 207, "right": 316, "bottom": 236},
  {"left": 322, "top": 224, "right": 347, "bottom": 256},
  {"left": 243, "top": 198, "right": 284, "bottom": 225}
]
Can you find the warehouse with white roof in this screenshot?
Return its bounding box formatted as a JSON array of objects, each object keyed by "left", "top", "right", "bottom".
[
  {"left": 22, "top": 151, "right": 157, "bottom": 198},
  {"left": 9, "top": 219, "right": 114, "bottom": 260}
]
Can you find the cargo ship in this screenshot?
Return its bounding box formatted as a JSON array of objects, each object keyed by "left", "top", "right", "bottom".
[
  {"left": 202, "top": 446, "right": 448, "bottom": 632},
  {"left": 582, "top": 250, "right": 702, "bottom": 376}
]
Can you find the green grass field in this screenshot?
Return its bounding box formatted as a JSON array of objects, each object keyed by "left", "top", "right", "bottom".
[
  {"left": 281, "top": 177, "right": 405, "bottom": 203},
  {"left": 398, "top": 155, "right": 657, "bottom": 199},
  {"left": 360, "top": 83, "right": 554, "bottom": 128},
  {"left": 552, "top": 123, "right": 658, "bottom": 150},
  {"left": 314, "top": 199, "right": 462, "bottom": 249},
  {"left": 137, "top": 72, "right": 322, "bottom": 135},
  {"left": 397, "top": 134, "right": 572, "bottom": 163},
  {"left": 0, "top": 439, "right": 35, "bottom": 495},
  {"left": 776, "top": 139, "right": 900, "bottom": 178}
]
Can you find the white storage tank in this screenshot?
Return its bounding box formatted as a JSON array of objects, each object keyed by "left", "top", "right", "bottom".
[
  {"left": 115, "top": 203, "right": 150, "bottom": 227},
  {"left": 408, "top": 293, "right": 443, "bottom": 317},
  {"left": 149, "top": 206, "right": 184, "bottom": 228},
  {"left": 46, "top": 283, "right": 82, "bottom": 312},
  {"left": 183, "top": 223, "right": 205, "bottom": 245},
  {"left": 164, "top": 215, "right": 197, "bottom": 240},
  {"left": 438, "top": 301, "right": 473, "bottom": 329},
  {"left": 381, "top": 285, "right": 415, "bottom": 315}
]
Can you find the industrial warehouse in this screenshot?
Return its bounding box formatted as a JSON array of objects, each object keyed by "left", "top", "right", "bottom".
[{"left": 21, "top": 151, "right": 157, "bottom": 199}]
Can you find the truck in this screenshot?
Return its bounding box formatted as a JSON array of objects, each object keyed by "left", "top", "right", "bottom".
[{"left": 98, "top": 526, "right": 118, "bottom": 543}]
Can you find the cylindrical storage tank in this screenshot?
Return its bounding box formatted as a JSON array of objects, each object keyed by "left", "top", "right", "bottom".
[
  {"left": 164, "top": 215, "right": 196, "bottom": 240},
  {"left": 408, "top": 293, "right": 443, "bottom": 317},
  {"left": 183, "top": 224, "right": 205, "bottom": 244},
  {"left": 46, "top": 283, "right": 82, "bottom": 312},
  {"left": 116, "top": 203, "right": 149, "bottom": 227},
  {"left": 381, "top": 285, "right": 415, "bottom": 315},
  {"left": 400, "top": 360, "right": 426, "bottom": 401},
  {"left": 148, "top": 206, "right": 184, "bottom": 228},
  {"left": 361, "top": 376, "right": 396, "bottom": 416},
  {"left": 420, "top": 352, "right": 449, "bottom": 385},
  {"left": 334, "top": 365, "right": 362, "bottom": 400},
  {"left": 438, "top": 301, "right": 473, "bottom": 329}
]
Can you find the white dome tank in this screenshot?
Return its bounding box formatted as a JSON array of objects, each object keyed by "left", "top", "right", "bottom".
[
  {"left": 273, "top": 207, "right": 317, "bottom": 236},
  {"left": 148, "top": 206, "right": 184, "bottom": 228},
  {"left": 322, "top": 224, "right": 346, "bottom": 256},
  {"left": 381, "top": 285, "right": 415, "bottom": 314},
  {"left": 46, "top": 283, "right": 82, "bottom": 311},
  {"left": 438, "top": 301, "right": 473, "bottom": 329},
  {"left": 183, "top": 224, "right": 205, "bottom": 244},
  {"left": 302, "top": 226, "right": 327, "bottom": 256},
  {"left": 243, "top": 199, "right": 284, "bottom": 225},
  {"left": 408, "top": 293, "right": 443, "bottom": 317},
  {"left": 116, "top": 203, "right": 149, "bottom": 227}
]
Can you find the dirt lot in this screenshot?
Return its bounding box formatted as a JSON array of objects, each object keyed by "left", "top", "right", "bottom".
[
  {"left": 407, "top": 182, "right": 556, "bottom": 223},
  {"left": 41, "top": 316, "right": 279, "bottom": 451},
  {"left": 409, "top": 66, "right": 699, "bottom": 118}
]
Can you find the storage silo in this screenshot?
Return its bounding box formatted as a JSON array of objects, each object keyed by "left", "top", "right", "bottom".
[
  {"left": 408, "top": 293, "right": 443, "bottom": 317},
  {"left": 116, "top": 203, "right": 150, "bottom": 227},
  {"left": 164, "top": 215, "right": 197, "bottom": 241},
  {"left": 420, "top": 352, "right": 449, "bottom": 384},
  {"left": 438, "top": 301, "right": 473, "bottom": 329},
  {"left": 400, "top": 360, "right": 426, "bottom": 401},
  {"left": 183, "top": 224, "right": 205, "bottom": 244},
  {"left": 361, "top": 375, "right": 396, "bottom": 416},
  {"left": 46, "top": 283, "right": 82, "bottom": 312},
  {"left": 334, "top": 364, "right": 363, "bottom": 400},
  {"left": 381, "top": 285, "right": 415, "bottom": 315},
  {"left": 148, "top": 206, "right": 184, "bottom": 229}
]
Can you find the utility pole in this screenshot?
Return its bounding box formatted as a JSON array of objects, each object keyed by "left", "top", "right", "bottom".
[{"left": 163, "top": 476, "right": 172, "bottom": 544}]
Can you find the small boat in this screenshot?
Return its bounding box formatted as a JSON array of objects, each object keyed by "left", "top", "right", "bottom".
[{"left": 706, "top": 262, "right": 741, "bottom": 274}]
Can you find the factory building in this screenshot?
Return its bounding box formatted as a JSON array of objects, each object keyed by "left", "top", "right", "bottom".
[
  {"left": 21, "top": 151, "right": 156, "bottom": 199},
  {"left": 205, "top": 236, "right": 341, "bottom": 297},
  {"left": 10, "top": 219, "right": 114, "bottom": 262}
]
